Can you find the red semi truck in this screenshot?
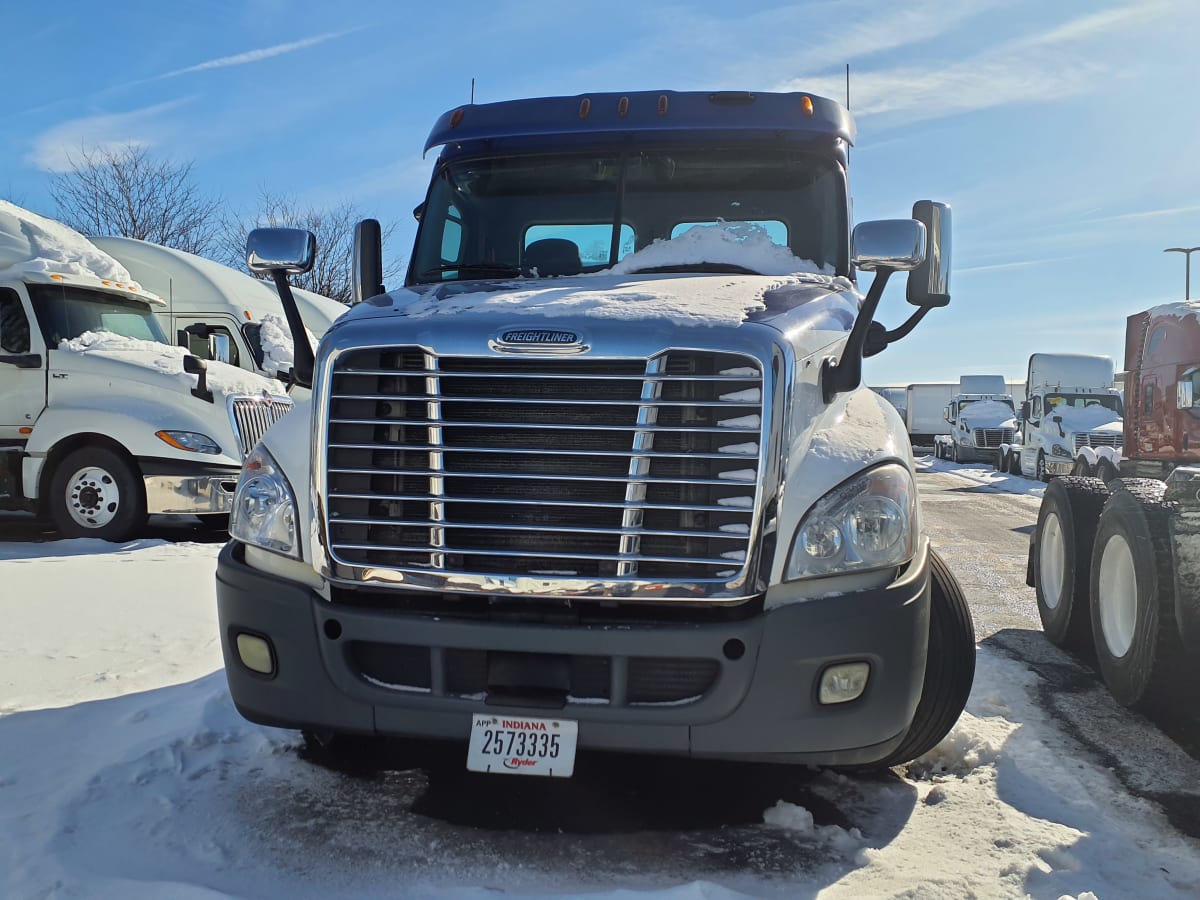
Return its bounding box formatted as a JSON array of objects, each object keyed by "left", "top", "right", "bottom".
[{"left": 1028, "top": 301, "right": 1200, "bottom": 709}]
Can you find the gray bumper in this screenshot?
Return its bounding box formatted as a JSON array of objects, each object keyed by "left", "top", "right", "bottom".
[
  {"left": 216, "top": 542, "right": 931, "bottom": 767},
  {"left": 144, "top": 472, "right": 238, "bottom": 514}
]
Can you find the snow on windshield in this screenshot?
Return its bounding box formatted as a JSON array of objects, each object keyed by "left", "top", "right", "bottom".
[
  {"left": 1049, "top": 403, "right": 1122, "bottom": 430},
  {"left": 607, "top": 222, "right": 837, "bottom": 277},
  {"left": 959, "top": 400, "right": 1015, "bottom": 422},
  {"left": 0, "top": 200, "right": 143, "bottom": 288},
  {"left": 60, "top": 331, "right": 283, "bottom": 396},
  {"left": 256, "top": 314, "right": 317, "bottom": 378}
]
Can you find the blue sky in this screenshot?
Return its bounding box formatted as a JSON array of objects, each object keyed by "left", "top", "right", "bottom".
[{"left": 4, "top": 0, "right": 1198, "bottom": 385}]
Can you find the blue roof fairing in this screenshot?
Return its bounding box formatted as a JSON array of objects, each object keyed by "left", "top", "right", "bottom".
[{"left": 424, "top": 90, "right": 856, "bottom": 156}]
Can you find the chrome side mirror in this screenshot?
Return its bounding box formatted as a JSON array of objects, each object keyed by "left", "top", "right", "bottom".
[
  {"left": 906, "top": 201, "right": 951, "bottom": 308},
  {"left": 851, "top": 219, "right": 926, "bottom": 272},
  {"left": 1179, "top": 379, "right": 1194, "bottom": 410},
  {"left": 247, "top": 228, "right": 316, "bottom": 275}
]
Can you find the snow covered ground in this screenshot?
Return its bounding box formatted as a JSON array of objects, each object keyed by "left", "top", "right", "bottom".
[
  {"left": 918, "top": 454, "right": 1046, "bottom": 500},
  {"left": 2, "top": 533, "right": 1199, "bottom": 897}
]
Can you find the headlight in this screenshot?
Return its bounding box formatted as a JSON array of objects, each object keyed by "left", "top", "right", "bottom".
[
  {"left": 786, "top": 463, "right": 916, "bottom": 580},
  {"left": 156, "top": 430, "right": 221, "bottom": 454},
  {"left": 229, "top": 445, "right": 298, "bottom": 558}
]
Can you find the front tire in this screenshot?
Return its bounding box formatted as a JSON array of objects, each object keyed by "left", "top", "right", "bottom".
[
  {"left": 1095, "top": 457, "right": 1120, "bottom": 484},
  {"left": 1071, "top": 458, "right": 1093, "bottom": 477},
  {"left": 870, "top": 548, "right": 976, "bottom": 769},
  {"left": 1089, "top": 480, "right": 1187, "bottom": 710},
  {"left": 48, "top": 446, "right": 146, "bottom": 541},
  {"left": 1034, "top": 477, "right": 1110, "bottom": 650},
  {"left": 1036, "top": 451, "right": 1050, "bottom": 483}
]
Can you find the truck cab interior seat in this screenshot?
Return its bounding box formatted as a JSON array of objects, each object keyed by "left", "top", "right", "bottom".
[{"left": 522, "top": 238, "right": 582, "bottom": 277}]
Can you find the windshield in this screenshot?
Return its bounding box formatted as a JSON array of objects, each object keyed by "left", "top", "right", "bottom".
[
  {"left": 27, "top": 283, "right": 167, "bottom": 346},
  {"left": 410, "top": 148, "right": 847, "bottom": 283},
  {"left": 959, "top": 398, "right": 1014, "bottom": 413},
  {"left": 1045, "top": 393, "right": 1123, "bottom": 415}
]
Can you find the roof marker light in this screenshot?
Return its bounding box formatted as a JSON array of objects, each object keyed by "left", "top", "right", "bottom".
[
  {"left": 801, "top": 95, "right": 815, "bottom": 116},
  {"left": 50, "top": 273, "right": 63, "bottom": 280},
  {"left": 618, "top": 96, "right": 629, "bottom": 118},
  {"left": 579, "top": 97, "right": 591, "bottom": 119},
  {"left": 101, "top": 280, "right": 111, "bottom": 286},
  {"left": 244, "top": 310, "right": 252, "bottom": 320},
  {"left": 657, "top": 94, "right": 669, "bottom": 116},
  {"left": 19, "top": 427, "right": 32, "bottom": 435},
  {"left": 449, "top": 108, "right": 465, "bottom": 129}
]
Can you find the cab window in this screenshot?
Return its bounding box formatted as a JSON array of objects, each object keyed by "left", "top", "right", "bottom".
[{"left": 0, "top": 289, "right": 30, "bottom": 353}]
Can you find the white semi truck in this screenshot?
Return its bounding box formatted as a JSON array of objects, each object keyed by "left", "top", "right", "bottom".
[
  {"left": 0, "top": 201, "right": 291, "bottom": 540},
  {"left": 933, "top": 375, "right": 1017, "bottom": 465},
  {"left": 215, "top": 90, "right": 976, "bottom": 776},
  {"left": 91, "top": 236, "right": 347, "bottom": 381},
  {"left": 1004, "top": 354, "right": 1124, "bottom": 482}
]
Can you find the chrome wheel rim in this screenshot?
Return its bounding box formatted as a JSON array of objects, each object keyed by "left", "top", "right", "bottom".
[
  {"left": 1039, "top": 512, "right": 1065, "bottom": 611},
  {"left": 65, "top": 465, "right": 121, "bottom": 529},
  {"left": 1097, "top": 533, "right": 1138, "bottom": 658}
]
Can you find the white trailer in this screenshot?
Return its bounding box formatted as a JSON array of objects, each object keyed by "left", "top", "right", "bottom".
[{"left": 905, "top": 382, "right": 956, "bottom": 445}]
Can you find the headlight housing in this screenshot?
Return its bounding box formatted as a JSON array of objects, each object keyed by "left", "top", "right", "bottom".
[
  {"left": 229, "top": 445, "right": 298, "bottom": 558},
  {"left": 156, "top": 430, "right": 221, "bottom": 454},
  {"left": 786, "top": 463, "right": 916, "bottom": 580}
]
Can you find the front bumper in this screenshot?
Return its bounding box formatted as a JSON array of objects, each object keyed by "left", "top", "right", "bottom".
[
  {"left": 1045, "top": 458, "right": 1075, "bottom": 476},
  {"left": 141, "top": 460, "right": 240, "bottom": 514},
  {"left": 216, "top": 542, "right": 932, "bottom": 767}
]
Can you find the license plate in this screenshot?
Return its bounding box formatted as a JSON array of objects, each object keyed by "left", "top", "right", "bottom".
[{"left": 466, "top": 713, "right": 578, "bottom": 777}]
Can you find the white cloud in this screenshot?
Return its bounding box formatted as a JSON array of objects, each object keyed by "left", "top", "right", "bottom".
[
  {"left": 775, "top": 1, "right": 1170, "bottom": 125},
  {"left": 157, "top": 29, "right": 360, "bottom": 79},
  {"left": 1081, "top": 205, "right": 1200, "bottom": 224},
  {"left": 27, "top": 100, "right": 192, "bottom": 173}
]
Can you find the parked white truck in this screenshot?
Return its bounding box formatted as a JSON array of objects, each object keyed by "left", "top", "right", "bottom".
[
  {"left": 905, "top": 382, "right": 956, "bottom": 446},
  {"left": 216, "top": 90, "right": 976, "bottom": 777},
  {"left": 91, "top": 236, "right": 347, "bottom": 380},
  {"left": 933, "top": 375, "right": 1017, "bottom": 465},
  {"left": 0, "top": 201, "right": 291, "bottom": 539},
  {"left": 1004, "top": 354, "right": 1124, "bottom": 482}
]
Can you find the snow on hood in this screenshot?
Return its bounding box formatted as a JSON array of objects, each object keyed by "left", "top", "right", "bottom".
[
  {"left": 1049, "top": 404, "right": 1122, "bottom": 431},
  {"left": 607, "top": 221, "right": 836, "bottom": 278},
  {"left": 0, "top": 200, "right": 143, "bottom": 288},
  {"left": 60, "top": 332, "right": 284, "bottom": 396},
  {"left": 256, "top": 314, "right": 317, "bottom": 378},
  {"left": 959, "top": 400, "right": 1016, "bottom": 424}
]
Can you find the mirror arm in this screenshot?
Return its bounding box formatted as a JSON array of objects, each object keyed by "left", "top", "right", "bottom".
[
  {"left": 878, "top": 306, "right": 931, "bottom": 347},
  {"left": 820, "top": 266, "right": 894, "bottom": 403},
  {"left": 272, "top": 271, "right": 314, "bottom": 389}
]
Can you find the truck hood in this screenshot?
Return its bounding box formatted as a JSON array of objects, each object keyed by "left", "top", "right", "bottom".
[
  {"left": 51, "top": 332, "right": 285, "bottom": 399},
  {"left": 343, "top": 272, "right": 860, "bottom": 345},
  {"left": 1053, "top": 405, "right": 1123, "bottom": 436},
  {"left": 958, "top": 400, "right": 1017, "bottom": 429}
]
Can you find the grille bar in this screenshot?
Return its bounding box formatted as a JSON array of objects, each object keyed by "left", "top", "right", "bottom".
[
  {"left": 331, "top": 393, "right": 760, "bottom": 408},
  {"left": 335, "top": 369, "right": 756, "bottom": 382},
  {"left": 229, "top": 396, "right": 293, "bottom": 458},
  {"left": 1074, "top": 433, "right": 1123, "bottom": 450},
  {"left": 329, "top": 517, "right": 749, "bottom": 539},
  {"left": 329, "top": 443, "right": 759, "bottom": 459},
  {"left": 333, "top": 543, "right": 744, "bottom": 566},
  {"left": 329, "top": 418, "right": 760, "bottom": 433},
  {"left": 329, "top": 468, "right": 755, "bottom": 486},
  {"left": 327, "top": 492, "right": 755, "bottom": 513}
]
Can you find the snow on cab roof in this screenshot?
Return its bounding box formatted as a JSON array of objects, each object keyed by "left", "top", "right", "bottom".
[
  {"left": 89, "top": 236, "right": 347, "bottom": 333},
  {"left": 0, "top": 200, "right": 163, "bottom": 305}
]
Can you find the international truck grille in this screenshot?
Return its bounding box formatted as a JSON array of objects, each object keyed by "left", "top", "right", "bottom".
[
  {"left": 347, "top": 642, "right": 720, "bottom": 706},
  {"left": 973, "top": 428, "right": 1014, "bottom": 449},
  {"left": 1074, "top": 433, "right": 1122, "bottom": 451},
  {"left": 323, "top": 348, "right": 764, "bottom": 584},
  {"left": 229, "top": 396, "right": 293, "bottom": 459}
]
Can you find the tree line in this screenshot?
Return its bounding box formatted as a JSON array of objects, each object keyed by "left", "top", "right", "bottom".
[{"left": 46, "top": 145, "right": 404, "bottom": 305}]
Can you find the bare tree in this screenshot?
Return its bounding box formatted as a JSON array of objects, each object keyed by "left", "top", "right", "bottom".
[
  {"left": 223, "top": 191, "right": 403, "bottom": 305},
  {"left": 48, "top": 145, "right": 223, "bottom": 256}
]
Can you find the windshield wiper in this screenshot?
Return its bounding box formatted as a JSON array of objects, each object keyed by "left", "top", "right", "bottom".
[
  {"left": 625, "top": 262, "right": 762, "bottom": 275},
  {"left": 419, "top": 262, "right": 521, "bottom": 279}
]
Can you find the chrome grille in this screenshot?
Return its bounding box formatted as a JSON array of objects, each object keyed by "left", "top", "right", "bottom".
[
  {"left": 974, "top": 428, "right": 1014, "bottom": 448},
  {"left": 229, "top": 396, "right": 293, "bottom": 458},
  {"left": 324, "top": 348, "right": 764, "bottom": 583},
  {"left": 1074, "top": 432, "right": 1122, "bottom": 451}
]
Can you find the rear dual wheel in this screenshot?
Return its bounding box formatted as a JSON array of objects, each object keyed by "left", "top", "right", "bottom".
[{"left": 1034, "top": 477, "right": 1110, "bottom": 651}]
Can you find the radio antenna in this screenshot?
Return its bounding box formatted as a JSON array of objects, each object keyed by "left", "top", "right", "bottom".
[
  {"left": 845, "top": 63, "right": 850, "bottom": 109},
  {"left": 470, "top": 77, "right": 475, "bottom": 104}
]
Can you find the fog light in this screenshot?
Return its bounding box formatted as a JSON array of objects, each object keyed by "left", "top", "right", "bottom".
[
  {"left": 236, "top": 632, "right": 275, "bottom": 675},
  {"left": 818, "top": 661, "right": 869, "bottom": 704}
]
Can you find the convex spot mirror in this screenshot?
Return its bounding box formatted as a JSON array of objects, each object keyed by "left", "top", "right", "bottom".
[
  {"left": 851, "top": 219, "right": 926, "bottom": 272},
  {"left": 247, "top": 228, "right": 316, "bottom": 276}
]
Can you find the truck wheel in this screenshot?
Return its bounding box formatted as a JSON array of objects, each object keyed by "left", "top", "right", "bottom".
[
  {"left": 49, "top": 447, "right": 146, "bottom": 541},
  {"left": 952, "top": 442, "right": 961, "bottom": 464},
  {"left": 1034, "top": 476, "right": 1110, "bottom": 650},
  {"left": 1071, "top": 458, "right": 1093, "bottom": 477},
  {"left": 1089, "top": 480, "right": 1188, "bottom": 710},
  {"left": 1036, "top": 451, "right": 1050, "bottom": 483},
  {"left": 1010, "top": 450, "right": 1024, "bottom": 476},
  {"left": 997, "top": 449, "right": 1009, "bottom": 472},
  {"left": 870, "top": 548, "right": 976, "bottom": 769}
]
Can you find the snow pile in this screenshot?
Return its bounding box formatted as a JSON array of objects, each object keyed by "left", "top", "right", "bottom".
[
  {"left": 608, "top": 221, "right": 836, "bottom": 277},
  {"left": 61, "top": 331, "right": 284, "bottom": 396},
  {"left": 0, "top": 199, "right": 142, "bottom": 287},
  {"left": 256, "top": 313, "right": 317, "bottom": 378},
  {"left": 762, "top": 801, "right": 864, "bottom": 854},
  {"left": 905, "top": 716, "right": 1004, "bottom": 778}
]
